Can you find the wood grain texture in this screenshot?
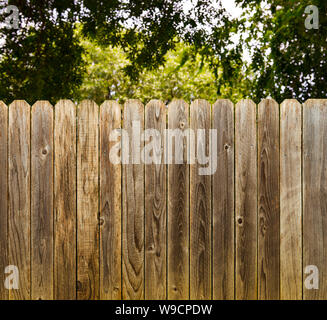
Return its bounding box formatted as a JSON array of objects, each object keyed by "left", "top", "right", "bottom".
[
  {"left": 235, "top": 99, "right": 257, "bottom": 300},
  {"left": 145, "top": 100, "right": 167, "bottom": 299},
  {"left": 77, "top": 100, "right": 99, "bottom": 300},
  {"left": 54, "top": 100, "right": 77, "bottom": 300},
  {"left": 303, "top": 99, "right": 327, "bottom": 300},
  {"left": 122, "top": 100, "right": 144, "bottom": 300},
  {"left": 212, "top": 100, "right": 235, "bottom": 300},
  {"left": 167, "top": 100, "right": 190, "bottom": 300},
  {"left": 0, "top": 101, "right": 8, "bottom": 300},
  {"left": 31, "top": 101, "right": 54, "bottom": 300},
  {"left": 8, "top": 100, "right": 31, "bottom": 300},
  {"left": 100, "top": 101, "right": 122, "bottom": 300},
  {"left": 190, "top": 99, "right": 211, "bottom": 300},
  {"left": 280, "top": 99, "right": 302, "bottom": 300},
  {"left": 258, "top": 99, "right": 280, "bottom": 300}
]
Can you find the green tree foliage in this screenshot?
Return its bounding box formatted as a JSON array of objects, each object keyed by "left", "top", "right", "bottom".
[
  {"left": 234, "top": 0, "right": 327, "bottom": 102},
  {"left": 78, "top": 35, "right": 248, "bottom": 105},
  {"left": 0, "top": 0, "right": 231, "bottom": 104}
]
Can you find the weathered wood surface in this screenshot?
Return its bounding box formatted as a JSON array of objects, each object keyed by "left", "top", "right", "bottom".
[
  {"left": 77, "top": 100, "right": 99, "bottom": 300},
  {"left": 31, "top": 101, "right": 54, "bottom": 300},
  {"left": 190, "top": 99, "right": 211, "bottom": 300},
  {"left": 167, "top": 100, "right": 190, "bottom": 300},
  {"left": 100, "top": 101, "right": 122, "bottom": 300},
  {"left": 4, "top": 98, "right": 327, "bottom": 300},
  {"left": 8, "top": 100, "right": 31, "bottom": 300},
  {"left": 145, "top": 100, "right": 167, "bottom": 299},
  {"left": 122, "top": 100, "right": 145, "bottom": 300},
  {"left": 258, "top": 99, "right": 280, "bottom": 300},
  {"left": 54, "top": 100, "right": 77, "bottom": 300},
  {"left": 212, "top": 100, "right": 234, "bottom": 300},
  {"left": 235, "top": 99, "right": 257, "bottom": 300},
  {"left": 303, "top": 99, "right": 327, "bottom": 300},
  {"left": 280, "top": 99, "right": 302, "bottom": 300},
  {"left": 0, "top": 102, "right": 8, "bottom": 300}
]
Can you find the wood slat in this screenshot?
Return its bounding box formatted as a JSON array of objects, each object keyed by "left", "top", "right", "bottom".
[
  {"left": 235, "top": 99, "right": 257, "bottom": 300},
  {"left": 190, "top": 99, "right": 211, "bottom": 300},
  {"left": 303, "top": 99, "right": 327, "bottom": 300},
  {"left": 100, "top": 101, "right": 122, "bottom": 300},
  {"left": 31, "top": 101, "right": 54, "bottom": 300},
  {"left": 9, "top": 100, "right": 31, "bottom": 300},
  {"left": 280, "top": 99, "right": 302, "bottom": 300},
  {"left": 145, "top": 100, "right": 167, "bottom": 299},
  {"left": 122, "top": 100, "right": 144, "bottom": 300},
  {"left": 258, "top": 99, "right": 280, "bottom": 300},
  {"left": 54, "top": 100, "right": 77, "bottom": 300},
  {"left": 77, "top": 100, "right": 99, "bottom": 300},
  {"left": 167, "top": 100, "right": 190, "bottom": 300},
  {"left": 212, "top": 100, "right": 235, "bottom": 300},
  {"left": 0, "top": 101, "right": 8, "bottom": 300}
]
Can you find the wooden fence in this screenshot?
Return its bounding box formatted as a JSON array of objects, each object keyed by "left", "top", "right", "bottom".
[{"left": 0, "top": 98, "right": 326, "bottom": 300}]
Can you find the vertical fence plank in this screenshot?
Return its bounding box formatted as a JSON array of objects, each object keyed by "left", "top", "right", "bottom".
[
  {"left": 235, "top": 99, "right": 257, "bottom": 300},
  {"left": 258, "top": 99, "right": 280, "bottom": 300},
  {"left": 0, "top": 101, "right": 8, "bottom": 300},
  {"left": 303, "top": 99, "right": 327, "bottom": 300},
  {"left": 212, "top": 100, "right": 235, "bottom": 300},
  {"left": 54, "top": 100, "right": 77, "bottom": 300},
  {"left": 122, "top": 100, "right": 144, "bottom": 300},
  {"left": 167, "top": 100, "right": 190, "bottom": 300},
  {"left": 9, "top": 100, "right": 31, "bottom": 300},
  {"left": 100, "top": 101, "right": 122, "bottom": 300},
  {"left": 190, "top": 99, "right": 211, "bottom": 300},
  {"left": 145, "top": 100, "right": 167, "bottom": 299},
  {"left": 77, "top": 100, "right": 99, "bottom": 300},
  {"left": 31, "top": 101, "right": 54, "bottom": 300},
  {"left": 280, "top": 99, "right": 302, "bottom": 300}
]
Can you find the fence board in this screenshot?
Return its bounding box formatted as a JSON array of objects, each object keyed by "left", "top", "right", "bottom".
[
  {"left": 77, "top": 100, "right": 99, "bottom": 300},
  {"left": 258, "top": 99, "right": 280, "bottom": 300},
  {"left": 235, "top": 99, "right": 257, "bottom": 300},
  {"left": 190, "top": 99, "right": 211, "bottom": 300},
  {"left": 303, "top": 99, "right": 327, "bottom": 300},
  {"left": 100, "top": 101, "right": 122, "bottom": 300},
  {"left": 54, "top": 100, "right": 77, "bottom": 300},
  {"left": 280, "top": 99, "right": 302, "bottom": 300},
  {"left": 0, "top": 101, "right": 8, "bottom": 300},
  {"left": 212, "top": 100, "right": 235, "bottom": 300},
  {"left": 31, "top": 101, "right": 54, "bottom": 300},
  {"left": 122, "top": 100, "right": 145, "bottom": 300},
  {"left": 167, "top": 100, "right": 190, "bottom": 300},
  {"left": 9, "top": 100, "right": 31, "bottom": 300},
  {"left": 145, "top": 100, "right": 167, "bottom": 299}
]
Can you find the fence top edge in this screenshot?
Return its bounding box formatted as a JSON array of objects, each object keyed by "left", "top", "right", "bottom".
[
  {"left": 9, "top": 100, "right": 30, "bottom": 109},
  {"left": 32, "top": 100, "right": 53, "bottom": 110},
  {"left": 124, "top": 99, "right": 144, "bottom": 107},
  {"left": 78, "top": 99, "right": 99, "bottom": 107},
  {"left": 100, "top": 100, "right": 121, "bottom": 109},
  {"left": 235, "top": 99, "right": 256, "bottom": 108},
  {"left": 0, "top": 101, "right": 7, "bottom": 109},
  {"left": 145, "top": 99, "right": 166, "bottom": 109},
  {"left": 303, "top": 99, "right": 327, "bottom": 107},
  {"left": 190, "top": 99, "right": 211, "bottom": 108},
  {"left": 167, "top": 99, "right": 189, "bottom": 108},
  {"left": 280, "top": 99, "right": 302, "bottom": 107},
  {"left": 54, "top": 99, "right": 76, "bottom": 109},
  {"left": 212, "top": 99, "right": 233, "bottom": 108},
  {"left": 258, "top": 98, "right": 279, "bottom": 107}
]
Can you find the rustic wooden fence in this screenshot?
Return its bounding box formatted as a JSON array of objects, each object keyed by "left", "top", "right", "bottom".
[{"left": 0, "top": 98, "right": 326, "bottom": 300}]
